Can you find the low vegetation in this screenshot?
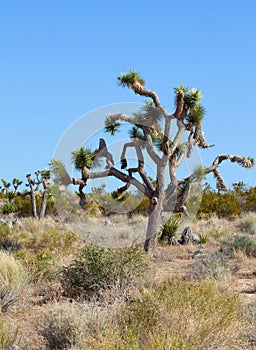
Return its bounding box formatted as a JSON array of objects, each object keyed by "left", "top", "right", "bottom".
[{"left": 0, "top": 214, "right": 254, "bottom": 349}]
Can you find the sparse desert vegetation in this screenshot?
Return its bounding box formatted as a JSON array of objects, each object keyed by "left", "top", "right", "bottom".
[{"left": 0, "top": 212, "right": 256, "bottom": 349}]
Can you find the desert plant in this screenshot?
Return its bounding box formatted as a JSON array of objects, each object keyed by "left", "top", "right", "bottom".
[
  {"left": 1, "top": 202, "right": 16, "bottom": 215},
  {"left": 36, "top": 310, "right": 79, "bottom": 350},
  {"left": 220, "top": 233, "right": 256, "bottom": 257},
  {"left": 0, "top": 251, "right": 29, "bottom": 312},
  {"left": 52, "top": 71, "right": 254, "bottom": 252},
  {"left": 60, "top": 244, "right": 148, "bottom": 297},
  {"left": 16, "top": 249, "right": 56, "bottom": 282},
  {"left": 198, "top": 232, "right": 210, "bottom": 244},
  {"left": 239, "top": 213, "right": 256, "bottom": 235},
  {"left": 158, "top": 215, "right": 181, "bottom": 244},
  {"left": 88, "top": 278, "right": 243, "bottom": 349},
  {"left": 189, "top": 252, "right": 232, "bottom": 280}
]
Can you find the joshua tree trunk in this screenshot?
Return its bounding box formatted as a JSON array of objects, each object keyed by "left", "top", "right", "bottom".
[
  {"left": 39, "top": 192, "right": 47, "bottom": 220},
  {"left": 30, "top": 189, "right": 38, "bottom": 219},
  {"left": 144, "top": 200, "right": 163, "bottom": 252}
]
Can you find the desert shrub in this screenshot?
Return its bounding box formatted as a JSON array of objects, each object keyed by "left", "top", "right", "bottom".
[
  {"left": 16, "top": 249, "right": 56, "bottom": 282},
  {"left": 36, "top": 311, "right": 79, "bottom": 350},
  {"left": 87, "top": 278, "right": 243, "bottom": 349},
  {"left": 0, "top": 251, "right": 29, "bottom": 312},
  {"left": 220, "top": 234, "right": 256, "bottom": 257},
  {"left": 14, "top": 194, "right": 56, "bottom": 217},
  {"left": 198, "top": 191, "right": 241, "bottom": 219},
  {"left": 189, "top": 252, "right": 232, "bottom": 280},
  {"left": 158, "top": 215, "right": 181, "bottom": 244},
  {"left": 239, "top": 213, "right": 256, "bottom": 235},
  {"left": 243, "top": 186, "right": 256, "bottom": 212},
  {"left": 60, "top": 244, "right": 148, "bottom": 297},
  {"left": 1, "top": 202, "right": 16, "bottom": 215},
  {"left": 19, "top": 224, "right": 77, "bottom": 255}
]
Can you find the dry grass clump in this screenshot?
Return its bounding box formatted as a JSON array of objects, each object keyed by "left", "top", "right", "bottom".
[
  {"left": 238, "top": 212, "right": 256, "bottom": 235},
  {"left": 85, "top": 278, "right": 245, "bottom": 350},
  {"left": 188, "top": 251, "right": 234, "bottom": 281},
  {"left": 190, "top": 216, "right": 234, "bottom": 241},
  {"left": 220, "top": 233, "right": 256, "bottom": 258},
  {"left": 0, "top": 251, "right": 29, "bottom": 313},
  {"left": 34, "top": 301, "right": 115, "bottom": 350}
]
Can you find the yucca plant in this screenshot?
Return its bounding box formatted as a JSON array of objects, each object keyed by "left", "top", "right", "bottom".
[{"left": 158, "top": 215, "right": 181, "bottom": 244}]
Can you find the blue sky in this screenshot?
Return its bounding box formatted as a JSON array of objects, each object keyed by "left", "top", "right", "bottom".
[{"left": 0, "top": 0, "right": 255, "bottom": 190}]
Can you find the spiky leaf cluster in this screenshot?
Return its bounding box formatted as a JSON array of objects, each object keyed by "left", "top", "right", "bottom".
[
  {"left": 105, "top": 115, "right": 121, "bottom": 135},
  {"left": 118, "top": 70, "right": 145, "bottom": 88},
  {"left": 128, "top": 126, "right": 145, "bottom": 141},
  {"left": 184, "top": 88, "right": 203, "bottom": 109},
  {"left": 71, "top": 147, "right": 96, "bottom": 170},
  {"left": 174, "top": 86, "right": 205, "bottom": 126},
  {"left": 186, "top": 104, "right": 206, "bottom": 125}
]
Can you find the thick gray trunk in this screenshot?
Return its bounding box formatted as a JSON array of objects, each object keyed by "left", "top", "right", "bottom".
[{"left": 144, "top": 199, "right": 163, "bottom": 252}]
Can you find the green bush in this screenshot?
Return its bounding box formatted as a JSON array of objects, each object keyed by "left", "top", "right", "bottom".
[
  {"left": 220, "top": 234, "right": 256, "bottom": 257},
  {"left": 1, "top": 202, "right": 16, "bottom": 215},
  {"left": 198, "top": 191, "right": 241, "bottom": 219},
  {"left": 60, "top": 244, "right": 148, "bottom": 297},
  {"left": 16, "top": 249, "right": 56, "bottom": 282}
]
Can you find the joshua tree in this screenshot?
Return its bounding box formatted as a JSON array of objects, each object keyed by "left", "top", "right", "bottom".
[
  {"left": 51, "top": 71, "right": 254, "bottom": 252},
  {"left": 19, "top": 170, "right": 51, "bottom": 219}
]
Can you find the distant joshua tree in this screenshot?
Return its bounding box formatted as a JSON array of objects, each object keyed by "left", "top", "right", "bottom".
[
  {"left": 21, "top": 170, "right": 51, "bottom": 219},
  {"left": 51, "top": 71, "right": 254, "bottom": 252}
]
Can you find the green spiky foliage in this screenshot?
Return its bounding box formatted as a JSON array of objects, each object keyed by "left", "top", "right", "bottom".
[
  {"left": 186, "top": 104, "right": 206, "bottom": 125},
  {"left": 105, "top": 115, "right": 121, "bottom": 135},
  {"left": 128, "top": 126, "right": 146, "bottom": 141},
  {"left": 71, "top": 147, "right": 97, "bottom": 170},
  {"left": 184, "top": 88, "right": 203, "bottom": 109},
  {"left": 118, "top": 70, "right": 145, "bottom": 88}
]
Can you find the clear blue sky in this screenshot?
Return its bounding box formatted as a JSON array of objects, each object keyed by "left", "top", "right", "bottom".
[{"left": 1, "top": 0, "right": 255, "bottom": 190}]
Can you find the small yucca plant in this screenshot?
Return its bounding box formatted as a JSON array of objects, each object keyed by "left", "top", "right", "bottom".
[{"left": 158, "top": 215, "right": 181, "bottom": 244}]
